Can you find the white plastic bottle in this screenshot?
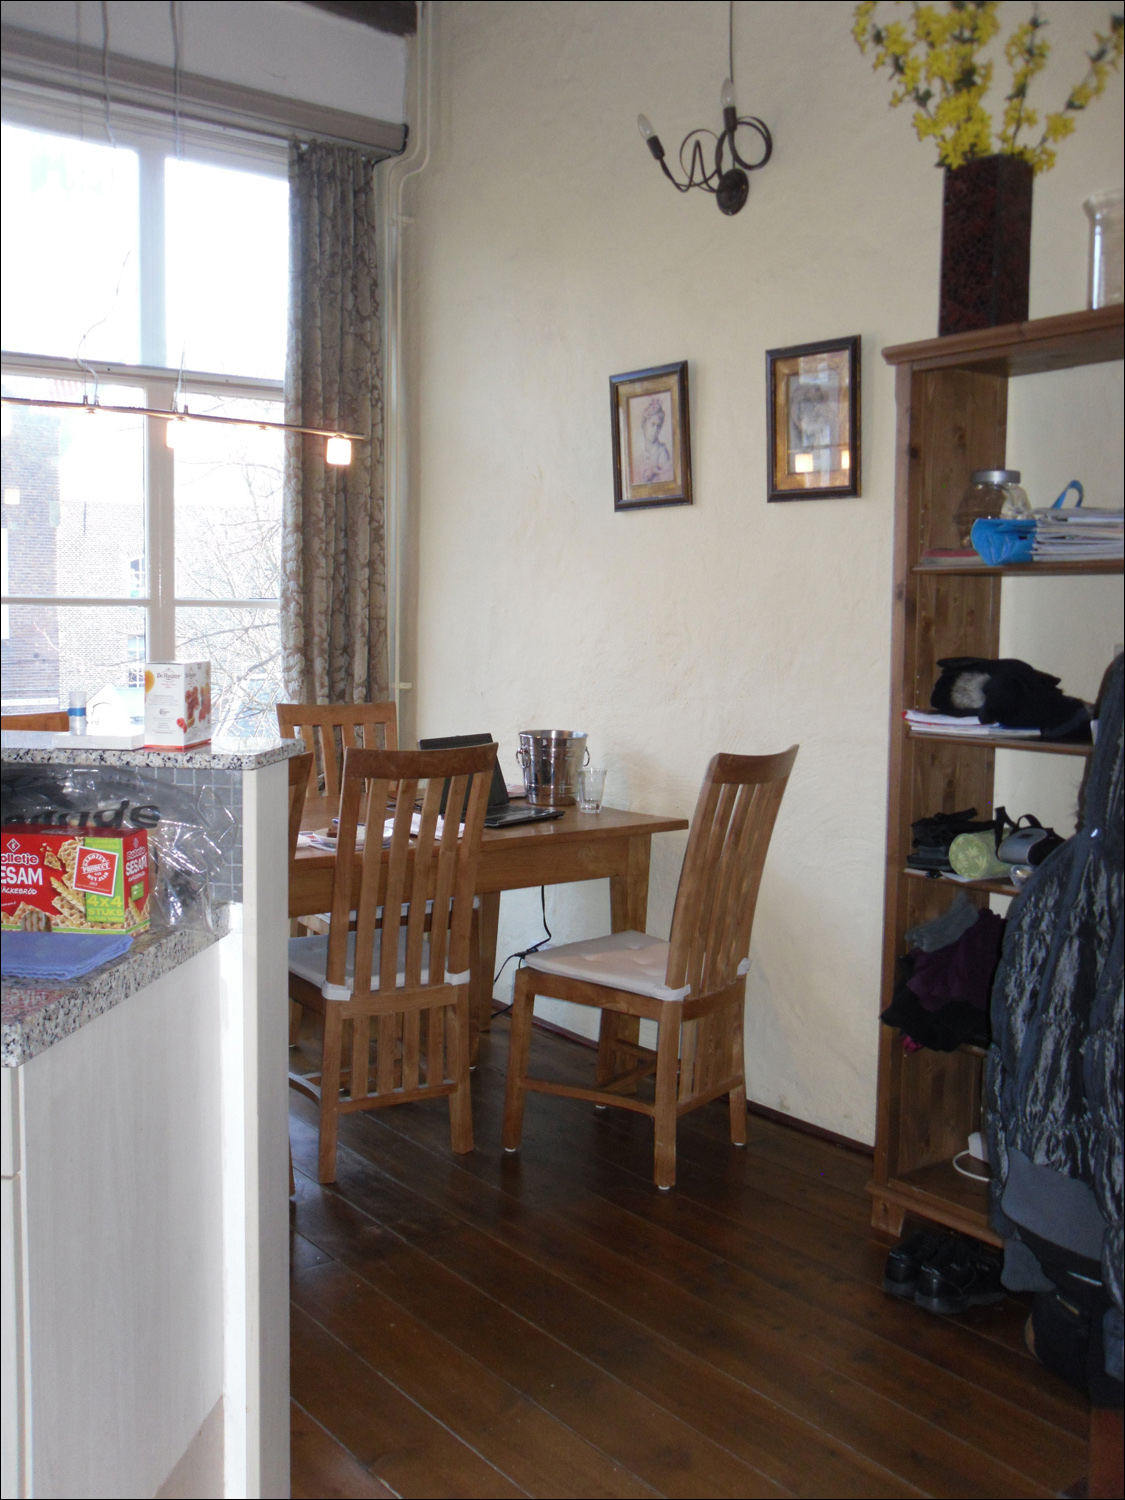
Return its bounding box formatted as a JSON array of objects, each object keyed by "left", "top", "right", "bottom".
[{"left": 68, "top": 689, "right": 87, "bottom": 736}]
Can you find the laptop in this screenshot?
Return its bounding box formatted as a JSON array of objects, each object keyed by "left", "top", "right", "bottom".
[{"left": 418, "top": 733, "right": 565, "bottom": 829}]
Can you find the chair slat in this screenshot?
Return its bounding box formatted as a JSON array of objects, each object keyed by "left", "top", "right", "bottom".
[{"left": 350, "top": 1015, "right": 371, "bottom": 1100}]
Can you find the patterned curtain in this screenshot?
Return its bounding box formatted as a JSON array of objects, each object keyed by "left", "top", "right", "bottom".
[{"left": 281, "top": 141, "right": 388, "bottom": 704}]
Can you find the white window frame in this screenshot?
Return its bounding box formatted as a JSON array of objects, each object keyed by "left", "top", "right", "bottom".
[{"left": 0, "top": 97, "right": 287, "bottom": 676}]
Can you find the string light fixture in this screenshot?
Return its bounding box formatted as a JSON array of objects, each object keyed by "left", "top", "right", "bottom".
[
  {"left": 637, "top": 0, "right": 773, "bottom": 216},
  {"left": 0, "top": 393, "right": 361, "bottom": 466}
]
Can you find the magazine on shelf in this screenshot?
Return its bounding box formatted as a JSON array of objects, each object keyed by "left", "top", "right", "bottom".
[{"left": 904, "top": 710, "right": 1040, "bottom": 739}]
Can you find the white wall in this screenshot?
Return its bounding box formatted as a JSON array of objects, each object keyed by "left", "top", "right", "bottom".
[
  {"left": 403, "top": 0, "right": 1122, "bottom": 1143},
  {"left": 2, "top": 0, "right": 408, "bottom": 125}
]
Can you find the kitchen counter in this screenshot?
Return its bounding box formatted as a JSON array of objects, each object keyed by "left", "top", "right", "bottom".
[
  {"left": 1, "top": 737, "right": 295, "bottom": 1497},
  {"left": 2, "top": 910, "right": 229, "bottom": 1068},
  {"left": 0, "top": 733, "right": 301, "bottom": 771}
]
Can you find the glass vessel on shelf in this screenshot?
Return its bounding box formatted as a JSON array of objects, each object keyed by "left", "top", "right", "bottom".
[{"left": 953, "top": 469, "right": 1031, "bottom": 547}]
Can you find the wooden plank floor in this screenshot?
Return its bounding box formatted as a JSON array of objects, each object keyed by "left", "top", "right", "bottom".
[{"left": 289, "top": 1017, "right": 1088, "bottom": 1500}]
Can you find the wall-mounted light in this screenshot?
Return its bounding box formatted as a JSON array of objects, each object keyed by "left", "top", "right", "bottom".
[{"left": 637, "top": 3, "right": 773, "bottom": 217}]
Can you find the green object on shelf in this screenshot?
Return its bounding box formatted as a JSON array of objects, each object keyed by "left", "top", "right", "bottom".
[{"left": 948, "top": 831, "right": 1010, "bottom": 881}]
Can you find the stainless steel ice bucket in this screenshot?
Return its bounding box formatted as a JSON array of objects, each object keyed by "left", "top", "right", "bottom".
[{"left": 515, "top": 730, "right": 589, "bottom": 807}]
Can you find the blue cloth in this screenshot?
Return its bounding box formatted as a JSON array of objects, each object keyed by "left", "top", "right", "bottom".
[{"left": 1, "top": 931, "right": 133, "bottom": 980}]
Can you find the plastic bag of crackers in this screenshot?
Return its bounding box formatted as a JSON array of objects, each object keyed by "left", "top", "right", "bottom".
[{"left": 1, "top": 825, "right": 150, "bottom": 935}]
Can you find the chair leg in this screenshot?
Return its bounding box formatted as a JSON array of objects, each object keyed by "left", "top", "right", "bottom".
[
  {"left": 448, "top": 990, "right": 474, "bottom": 1154},
  {"left": 502, "top": 967, "right": 536, "bottom": 1152},
  {"left": 318, "top": 1004, "right": 344, "bottom": 1184},
  {"left": 288, "top": 997, "right": 303, "bottom": 1046},
  {"left": 652, "top": 1003, "right": 682, "bottom": 1190},
  {"left": 728, "top": 991, "right": 748, "bottom": 1147}
]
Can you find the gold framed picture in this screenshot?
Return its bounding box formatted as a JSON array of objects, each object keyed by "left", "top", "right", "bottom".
[
  {"left": 766, "top": 336, "right": 860, "bottom": 501},
  {"left": 610, "top": 361, "right": 692, "bottom": 511}
]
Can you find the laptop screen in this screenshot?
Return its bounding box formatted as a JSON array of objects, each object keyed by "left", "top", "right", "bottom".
[{"left": 417, "top": 733, "right": 508, "bottom": 816}]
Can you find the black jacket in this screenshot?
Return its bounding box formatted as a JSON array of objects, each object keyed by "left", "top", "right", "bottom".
[{"left": 985, "top": 652, "right": 1123, "bottom": 1381}]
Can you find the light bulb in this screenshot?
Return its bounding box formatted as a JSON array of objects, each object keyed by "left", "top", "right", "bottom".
[
  {"left": 325, "top": 435, "right": 352, "bottom": 466},
  {"left": 720, "top": 78, "right": 736, "bottom": 111},
  {"left": 637, "top": 114, "right": 655, "bottom": 140}
]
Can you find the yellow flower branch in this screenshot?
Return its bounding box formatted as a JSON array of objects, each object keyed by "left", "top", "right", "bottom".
[{"left": 854, "top": 2, "right": 1123, "bottom": 172}]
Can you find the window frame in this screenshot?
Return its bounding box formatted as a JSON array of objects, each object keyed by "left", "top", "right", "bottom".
[{"left": 0, "top": 101, "right": 287, "bottom": 696}]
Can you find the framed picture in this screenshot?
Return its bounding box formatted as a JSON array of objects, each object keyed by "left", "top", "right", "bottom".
[
  {"left": 766, "top": 336, "right": 860, "bottom": 502},
  {"left": 610, "top": 361, "right": 692, "bottom": 510}
]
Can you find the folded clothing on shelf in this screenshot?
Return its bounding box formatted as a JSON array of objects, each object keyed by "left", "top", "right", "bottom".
[
  {"left": 881, "top": 900, "right": 1005, "bottom": 1051},
  {"left": 1, "top": 931, "right": 134, "bottom": 981}
]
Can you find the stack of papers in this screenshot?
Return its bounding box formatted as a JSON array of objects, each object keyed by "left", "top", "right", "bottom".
[
  {"left": 905, "top": 711, "right": 1040, "bottom": 739},
  {"left": 300, "top": 812, "right": 452, "bottom": 852},
  {"left": 1033, "top": 507, "right": 1124, "bottom": 561}
]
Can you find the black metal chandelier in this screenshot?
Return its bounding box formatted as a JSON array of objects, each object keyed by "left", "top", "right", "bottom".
[{"left": 636, "top": 3, "right": 773, "bottom": 216}]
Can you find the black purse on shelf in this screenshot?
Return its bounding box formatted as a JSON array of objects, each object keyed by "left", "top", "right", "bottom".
[{"left": 906, "top": 806, "right": 1010, "bottom": 874}]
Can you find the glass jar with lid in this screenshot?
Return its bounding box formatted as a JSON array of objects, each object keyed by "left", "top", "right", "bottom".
[{"left": 953, "top": 469, "right": 1031, "bottom": 547}]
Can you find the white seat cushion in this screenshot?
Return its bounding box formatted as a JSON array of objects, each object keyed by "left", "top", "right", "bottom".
[
  {"left": 524, "top": 931, "right": 691, "bottom": 1002},
  {"left": 289, "top": 928, "right": 469, "bottom": 1001}
]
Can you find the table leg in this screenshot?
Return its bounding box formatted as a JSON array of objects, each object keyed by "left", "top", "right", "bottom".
[
  {"left": 474, "top": 890, "right": 501, "bottom": 1046},
  {"left": 598, "top": 836, "right": 651, "bottom": 1087}
]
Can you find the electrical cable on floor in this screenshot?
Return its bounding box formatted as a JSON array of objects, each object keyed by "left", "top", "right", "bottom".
[{"left": 490, "top": 886, "right": 551, "bottom": 1018}]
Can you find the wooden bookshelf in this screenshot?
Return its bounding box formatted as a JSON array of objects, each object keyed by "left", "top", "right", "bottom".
[{"left": 870, "top": 305, "right": 1123, "bottom": 1243}]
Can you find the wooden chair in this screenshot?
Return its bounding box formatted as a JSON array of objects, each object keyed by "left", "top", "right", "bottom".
[
  {"left": 278, "top": 700, "right": 399, "bottom": 935},
  {"left": 276, "top": 701, "right": 397, "bottom": 798},
  {"left": 287, "top": 742, "right": 496, "bottom": 1183},
  {"left": 1, "top": 711, "right": 69, "bottom": 731},
  {"left": 503, "top": 747, "right": 799, "bottom": 1190}
]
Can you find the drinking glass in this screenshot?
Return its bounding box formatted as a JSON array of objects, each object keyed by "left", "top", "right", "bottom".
[{"left": 578, "top": 765, "right": 607, "bottom": 813}]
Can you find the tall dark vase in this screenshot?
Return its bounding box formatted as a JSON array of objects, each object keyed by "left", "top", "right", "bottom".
[{"left": 939, "top": 154, "right": 1033, "bottom": 336}]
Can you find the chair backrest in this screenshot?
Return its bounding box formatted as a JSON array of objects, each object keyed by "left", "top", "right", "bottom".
[
  {"left": 666, "top": 747, "right": 799, "bottom": 997},
  {"left": 287, "top": 751, "right": 315, "bottom": 862},
  {"left": 276, "top": 701, "right": 398, "bottom": 798},
  {"left": 326, "top": 743, "right": 496, "bottom": 999},
  {"left": 1, "top": 710, "right": 69, "bottom": 732}
]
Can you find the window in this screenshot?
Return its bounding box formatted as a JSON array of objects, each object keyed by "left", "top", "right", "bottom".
[{"left": 1, "top": 113, "right": 288, "bottom": 737}]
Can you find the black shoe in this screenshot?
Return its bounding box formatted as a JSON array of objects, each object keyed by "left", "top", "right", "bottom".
[
  {"left": 914, "top": 1237, "right": 1005, "bottom": 1315},
  {"left": 882, "top": 1229, "right": 953, "bottom": 1300}
]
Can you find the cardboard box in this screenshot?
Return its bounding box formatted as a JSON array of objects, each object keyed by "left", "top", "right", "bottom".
[
  {"left": 1, "top": 825, "right": 151, "bottom": 935},
  {"left": 144, "top": 660, "right": 212, "bottom": 749}
]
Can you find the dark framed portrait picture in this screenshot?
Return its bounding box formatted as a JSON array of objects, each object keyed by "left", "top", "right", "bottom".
[
  {"left": 766, "top": 336, "right": 860, "bottom": 502},
  {"left": 610, "top": 361, "right": 692, "bottom": 510}
]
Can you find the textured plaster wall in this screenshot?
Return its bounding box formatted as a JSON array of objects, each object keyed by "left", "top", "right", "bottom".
[{"left": 401, "top": 0, "right": 1124, "bottom": 1143}]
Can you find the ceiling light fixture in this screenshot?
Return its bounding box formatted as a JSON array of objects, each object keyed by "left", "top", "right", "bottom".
[
  {"left": 637, "top": 0, "right": 772, "bottom": 216},
  {"left": 0, "top": 394, "right": 364, "bottom": 467}
]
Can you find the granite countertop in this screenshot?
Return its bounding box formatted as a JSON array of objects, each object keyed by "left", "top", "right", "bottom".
[
  {"left": 2, "top": 908, "right": 231, "bottom": 1067},
  {"left": 0, "top": 734, "right": 306, "bottom": 771}
]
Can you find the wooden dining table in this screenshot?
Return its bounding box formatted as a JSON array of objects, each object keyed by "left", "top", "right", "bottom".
[{"left": 290, "top": 795, "right": 689, "bottom": 1046}]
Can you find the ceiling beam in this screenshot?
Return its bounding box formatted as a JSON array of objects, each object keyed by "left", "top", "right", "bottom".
[{"left": 301, "top": 2, "right": 417, "bottom": 37}]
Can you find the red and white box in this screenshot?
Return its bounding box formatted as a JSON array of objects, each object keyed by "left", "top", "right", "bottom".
[
  {"left": 144, "top": 660, "right": 212, "bottom": 750},
  {"left": 2, "top": 825, "right": 150, "bottom": 934}
]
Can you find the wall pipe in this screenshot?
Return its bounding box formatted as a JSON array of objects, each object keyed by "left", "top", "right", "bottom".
[{"left": 381, "top": 0, "right": 432, "bottom": 729}]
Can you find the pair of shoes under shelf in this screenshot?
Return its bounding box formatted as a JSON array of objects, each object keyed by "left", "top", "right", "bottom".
[
  {"left": 883, "top": 1229, "right": 950, "bottom": 1299},
  {"left": 883, "top": 1230, "right": 1005, "bottom": 1315}
]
